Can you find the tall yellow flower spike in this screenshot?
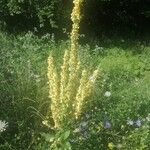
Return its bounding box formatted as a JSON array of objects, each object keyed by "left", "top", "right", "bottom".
[
  {"left": 75, "top": 69, "right": 99, "bottom": 118},
  {"left": 47, "top": 55, "right": 60, "bottom": 128},
  {"left": 60, "top": 50, "right": 69, "bottom": 104},
  {"left": 70, "top": 0, "right": 84, "bottom": 70},
  {"left": 65, "top": 0, "right": 84, "bottom": 115},
  {"left": 47, "top": 0, "right": 99, "bottom": 129}
]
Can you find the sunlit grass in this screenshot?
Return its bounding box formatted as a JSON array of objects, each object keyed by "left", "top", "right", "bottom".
[{"left": 0, "top": 31, "right": 150, "bottom": 149}]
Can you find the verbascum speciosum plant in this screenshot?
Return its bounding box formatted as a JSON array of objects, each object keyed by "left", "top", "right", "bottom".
[
  {"left": 47, "top": 56, "right": 60, "bottom": 128},
  {"left": 47, "top": 0, "right": 99, "bottom": 129}
]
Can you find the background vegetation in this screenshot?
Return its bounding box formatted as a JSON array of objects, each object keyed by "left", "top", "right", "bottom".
[{"left": 0, "top": 0, "right": 150, "bottom": 37}]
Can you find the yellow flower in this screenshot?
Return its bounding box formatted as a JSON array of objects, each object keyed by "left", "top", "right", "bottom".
[
  {"left": 60, "top": 50, "right": 69, "bottom": 104},
  {"left": 47, "top": 0, "right": 100, "bottom": 129},
  {"left": 108, "top": 142, "right": 114, "bottom": 150}
]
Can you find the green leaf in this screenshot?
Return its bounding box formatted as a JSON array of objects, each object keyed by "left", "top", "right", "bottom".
[
  {"left": 41, "top": 133, "right": 55, "bottom": 142},
  {"left": 62, "top": 130, "right": 70, "bottom": 140}
]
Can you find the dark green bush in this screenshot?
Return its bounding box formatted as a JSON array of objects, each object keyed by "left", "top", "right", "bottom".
[
  {"left": 0, "top": 0, "right": 65, "bottom": 31},
  {"left": 1, "top": 0, "right": 150, "bottom": 36}
]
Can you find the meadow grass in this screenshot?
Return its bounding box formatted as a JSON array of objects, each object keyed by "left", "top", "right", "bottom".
[{"left": 0, "top": 31, "right": 150, "bottom": 149}]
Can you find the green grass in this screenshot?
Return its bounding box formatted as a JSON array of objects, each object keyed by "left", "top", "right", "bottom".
[{"left": 0, "top": 31, "right": 150, "bottom": 149}]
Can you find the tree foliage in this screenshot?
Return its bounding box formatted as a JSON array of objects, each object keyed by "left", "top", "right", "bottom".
[
  {"left": 81, "top": 0, "right": 150, "bottom": 36},
  {"left": 0, "top": 0, "right": 149, "bottom": 35},
  {"left": 0, "top": 0, "right": 62, "bottom": 31}
]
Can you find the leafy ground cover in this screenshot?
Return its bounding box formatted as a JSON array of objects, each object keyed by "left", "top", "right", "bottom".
[{"left": 0, "top": 31, "right": 150, "bottom": 149}]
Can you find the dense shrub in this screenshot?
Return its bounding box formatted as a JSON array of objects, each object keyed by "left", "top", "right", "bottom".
[
  {"left": 81, "top": 0, "right": 150, "bottom": 37},
  {"left": 0, "top": 0, "right": 150, "bottom": 36},
  {"left": 0, "top": 0, "right": 63, "bottom": 31}
]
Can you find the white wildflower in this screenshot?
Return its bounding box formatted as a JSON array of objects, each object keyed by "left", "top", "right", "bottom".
[
  {"left": 104, "top": 91, "right": 111, "bottom": 97},
  {"left": 117, "top": 144, "right": 123, "bottom": 148},
  {"left": 73, "top": 127, "right": 81, "bottom": 133},
  {"left": 89, "top": 76, "right": 95, "bottom": 82},
  {"left": 121, "top": 39, "right": 125, "bottom": 42},
  {"left": 0, "top": 120, "right": 8, "bottom": 132},
  {"left": 127, "top": 119, "right": 134, "bottom": 125},
  {"left": 85, "top": 114, "right": 90, "bottom": 119},
  {"left": 146, "top": 114, "right": 150, "bottom": 122},
  {"left": 80, "top": 121, "right": 88, "bottom": 127},
  {"left": 42, "top": 120, "right": 50, "bottom": 128}
]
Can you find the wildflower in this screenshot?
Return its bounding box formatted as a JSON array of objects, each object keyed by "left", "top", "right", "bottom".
[
  {"left": 83, "top": 131, "right": 88, "bottom": 139},
  {"left": 73, "top": 127, "right": 81, "bottom": 133},
  {"left": 103, "top": 79, "right": 106, "bottom": 82},
  {"left": 33, "top": 74, "right": 40, "bottom": 79},
  {"left": 89, "top": 75, "right": 95, "bottom": 82},
  {"left": 121, "top": 125, "right": 124, "bottom": 129},
  {"left": 47, "top": 0, "right": 99, "bottom": 129},
  {"left": 36, "top": 78, "right": 41, "bottom": 83},
  {"left": 127, "top": 119, "right": 134, "bottom": 125},
  {"left": 0, "top": 120, "right": 8, "bottom": 132},
  {"left": 42, "top": 120, "right": 48, "bottom": 126},
  {"left": 69, "top": 139, "right": 76, "bottom": 144},
  {"left": 146, "top": 117, "right": 150, "bottom": 122},
  {"left": 146, "top": 114, "right": 150, "bottom": 122},
  {"left": 135, "top": 119, "right": 142, "bottom": 127},
  {"left": 108, "top": 142, "right": 114, "bottom": 150},
  {"left": 104, "top": 91, "right": 111, "bottom": 97},
  {"left": 116, "top": 143, "right": 122, "bottom": 149},
  {"left": 80, "top": 121, "right": 88, "bottom": 128},
  {"left": 121, "top": 39, "right": 125, "bottom": 43},
  {"left": 85, "top": 113, "right": 90, "bottom": 119},
  {"left": 104, "top": 120, "right": 111, "bottom": 129}
]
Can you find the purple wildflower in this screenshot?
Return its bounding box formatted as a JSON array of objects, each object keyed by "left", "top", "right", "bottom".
[
  {"left": 69, "top": 139, "right": 76, "bottom": 144},
  {"left": 83, "top": 131, "right": 88, "bottom": 139},
  {"left": 135, "top": 119, "right": 142, "bottom": 127}
]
